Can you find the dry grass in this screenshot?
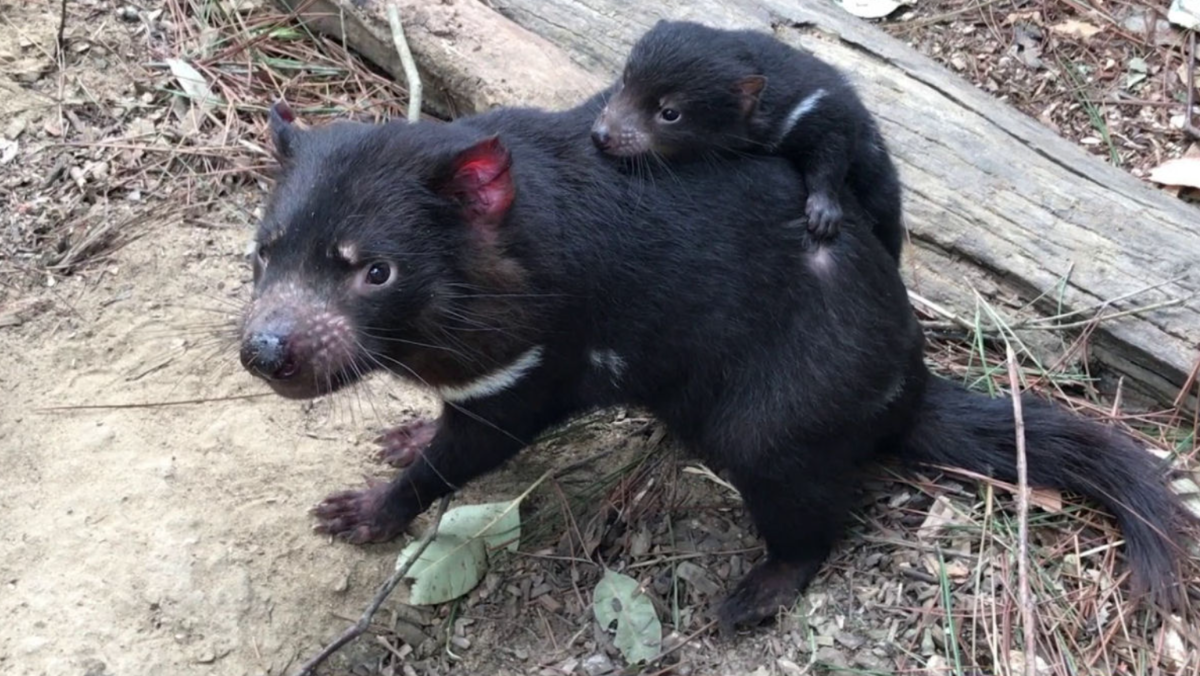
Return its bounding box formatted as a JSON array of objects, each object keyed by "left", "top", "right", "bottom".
[
  {"left": 882, "top": 0, "right": 1200, "bottom": 186},
  {"left": 1, "top": 0, "right": 431, "bottom": 291}
]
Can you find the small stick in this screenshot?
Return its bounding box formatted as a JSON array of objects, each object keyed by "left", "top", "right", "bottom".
[
  {"left": 56, "top": 0, "right": 68, "bottom": 64},
  {"left": 1005, "top": 344, "right": 1037, "bottom": 676},
  {"left": 386, "top": 3, "right": 423, "bottom": 123},
  {"left": 292, "top": 495, "right": 452, "bottom": 676},
  {"left": 289, "top": 453, "right": 606, "bottom": 675},
  {"left": 35, "top": 393, "right": 272, "bottom": 412},
  {"left": 1185, "top": 31, "right": 1199, "bottom": 140}
]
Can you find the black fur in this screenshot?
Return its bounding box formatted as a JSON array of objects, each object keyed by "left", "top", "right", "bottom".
[
  {"left": 595, "top": 19, "right": 905, "bottom": 261},
  {"left": 242, "top": 93, "right": 1191, "bottom": 635}
]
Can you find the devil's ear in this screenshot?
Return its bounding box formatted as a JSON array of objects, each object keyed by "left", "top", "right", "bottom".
[
  {"left": 734, "top": 75, "right": 767, "bottom": 117},
  {"left": 436, "top": 135, "right": 515, "bottom": 230},
  {"left": 268, "top": 99, "right": 299, "bottom": 160}
]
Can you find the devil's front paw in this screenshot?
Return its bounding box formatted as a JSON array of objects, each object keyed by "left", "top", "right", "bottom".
[
  {"left": 375, "top": 418, "right": 437, "bottom": 468},
  {"left": 310, "top": 478, "right": 411, "bottom": 544},
  {"left": 804, "top": 192, "right": 844, "bottom": 242},
  {"left": 717, "top": 558, "right": 820, "bottom": 638}
]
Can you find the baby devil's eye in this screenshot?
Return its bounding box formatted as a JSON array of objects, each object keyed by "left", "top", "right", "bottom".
[
  {"left": 659, "top": 108, "right": 681, "bottom": 123},
  {"left": 365, "top": 262, "right": 391, "bottom": 285}
]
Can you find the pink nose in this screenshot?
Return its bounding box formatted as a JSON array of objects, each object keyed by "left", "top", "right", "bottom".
[
  {"left": 591, "top": 123, "right": 612, "bottom": 150},
  {"left": 241, "top": 326, "right": 299, "bottom": 381}
]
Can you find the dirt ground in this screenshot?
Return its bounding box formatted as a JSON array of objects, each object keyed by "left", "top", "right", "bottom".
[{"left": 2, "top": 1, "right": 1198, "bottom": 676}]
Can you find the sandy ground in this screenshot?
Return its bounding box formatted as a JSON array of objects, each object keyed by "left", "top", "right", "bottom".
[{"left": 1, "top": 188, "right": 432, "bottom": 674}]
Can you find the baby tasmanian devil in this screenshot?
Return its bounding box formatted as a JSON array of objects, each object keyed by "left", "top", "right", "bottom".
[{"left": 593, "top": 19, "right": 905, "bottom": 261}]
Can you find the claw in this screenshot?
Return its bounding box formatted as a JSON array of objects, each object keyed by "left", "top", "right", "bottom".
[
  {"left": 717, "top": 558, "right": 822, "bottom": 638},
  {"left": 804, "top": 192, "right": 844, "bottom": 242},
  {"left": 375, "top": 418, "right": 438, "bottom": 468},
  {"left": 310, "top": 479, "right": 410, "bottom": 544}
]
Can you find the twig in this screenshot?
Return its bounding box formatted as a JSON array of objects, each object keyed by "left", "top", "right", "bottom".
[
  {"left": 1026, "top": 296, "right": 1191, "bottom": 331},
  {"left": 56, "top": 0, "right": 68, "bottom": 65},
  {"left": 35, "top": 393, "right": 273, "bottom": 412},
  {"left": 1019, "top": 275, "right": 1189, "bottom": 325},
  {"left": 1185, "top": 31, "right": 1199, "bottom": 140},
  {"left": 1005, "top": 344, "right": 1036, "bottom": 676},
  {"left": 291, "top": 495, "right": 453, "bottom": 676},
  {"left": 289, "top": 449, "right": 612, "bottom": 675},
  {"left": 386, "top": 3, "right": 422, "bottom": 122}
]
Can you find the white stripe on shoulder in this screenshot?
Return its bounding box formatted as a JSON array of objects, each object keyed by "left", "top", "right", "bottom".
[
  {"left": 437, "top": 346, "right": 545, "bottom": 403},
  {"left": 777, "top": 88, "right": 828, "bottom": 141}
]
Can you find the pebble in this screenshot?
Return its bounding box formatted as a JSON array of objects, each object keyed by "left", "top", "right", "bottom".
[
  {"left": 776, "top": 658, "right": 804, "bottom": 675},
  {"left": 835, "top": 631, "right": 865, "bottom": 649},
  {"left": 582, "top": 653, "right": 614, "bottom": 676},
  {"left": 195, "top": 650, "right": 216, "bottom": 664},
  {"left": 392, "top": 620, "right": 428, "bottom": 649},
  {"left": 4, "top": 117, "right": 26, "bottom": 140},
  {"left": 675, "top": 561, "right": 719, "bottom": 597}
]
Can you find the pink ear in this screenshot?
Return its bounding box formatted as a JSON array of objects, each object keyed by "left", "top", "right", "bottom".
[
  {"left": 735, "top": 75, "right": 767, "bottom": 117},
  {"left": 441, "top": 136, "right": 515, "bottom": 229}
]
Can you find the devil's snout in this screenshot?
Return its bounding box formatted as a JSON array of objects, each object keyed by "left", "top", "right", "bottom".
[
  {"left": 240, "top": 326, "right": 300, "bottom": 381},
  {"left": 591, "top": 122, "right": 612, "bottom": 150}
]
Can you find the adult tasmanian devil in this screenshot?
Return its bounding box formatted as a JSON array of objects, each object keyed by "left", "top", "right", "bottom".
[{"left": 238, "top": 91, "right": 1191, "bottom": 634}]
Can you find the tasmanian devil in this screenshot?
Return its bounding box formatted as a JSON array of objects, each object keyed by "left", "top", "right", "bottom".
[
  {"left": 239, "top": 95, "right": 1190, "bottom": 635},
  {"left": 592, "top": 19, "right": 905, "bottom": 262}
]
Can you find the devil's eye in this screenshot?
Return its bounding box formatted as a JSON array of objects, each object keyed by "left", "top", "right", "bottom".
[
  {"left": 660, "top": 108, "right": 681, "bottom": 123},
  {"left": 366, "top": 262, "right": 391, "bottom": 285},
  {"left": 256, "top": 242, "right": 270, "bottom": 265}
]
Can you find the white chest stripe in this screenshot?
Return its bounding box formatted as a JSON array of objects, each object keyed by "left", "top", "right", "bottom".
[
  {"left": 777, "top": 88, "right": 828, "bottom": 141},
  {"left": 437, "top": 346, "right": 545, "bottom": 403}
]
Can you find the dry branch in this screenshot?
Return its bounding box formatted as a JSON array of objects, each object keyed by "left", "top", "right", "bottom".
[{"left": 276, "top": 0, "right": 1200, "bottom": 413}]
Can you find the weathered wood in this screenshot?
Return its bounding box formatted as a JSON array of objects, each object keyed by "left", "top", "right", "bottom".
[
  {"left": 282, "top": 0, "right": 1199, "bottom": 412},
  {"left": 275, "top": 0, "right": 605, "bottom": 118}
]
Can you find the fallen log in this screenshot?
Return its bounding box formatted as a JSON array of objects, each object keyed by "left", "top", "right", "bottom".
[{"left": 276, "top": 0, "right": 1199, "bottom": 413}]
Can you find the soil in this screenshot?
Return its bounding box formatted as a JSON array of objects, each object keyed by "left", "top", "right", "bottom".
[{"left": 2, "top": 1, "right": 1196, "bottom": 676}]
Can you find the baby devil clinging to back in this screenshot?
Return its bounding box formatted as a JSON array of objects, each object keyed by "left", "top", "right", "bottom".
[{"left": 592, "top": 19, "right": 905, "bottom": 261}]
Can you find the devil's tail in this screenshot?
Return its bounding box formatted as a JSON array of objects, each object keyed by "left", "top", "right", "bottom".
[{"left": 898, "top": 375, "right": 1193, "bottom": 605}]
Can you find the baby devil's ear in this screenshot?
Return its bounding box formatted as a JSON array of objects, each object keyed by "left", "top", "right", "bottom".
[
  {"left": 437, "top": 135, "right": 515, "bottom": 231},
  {"left": 734, "top": 76, "right": 767, "bottom": 117},
  {"left": 268, "top": 99, "right": 300, "bottom": 160}
]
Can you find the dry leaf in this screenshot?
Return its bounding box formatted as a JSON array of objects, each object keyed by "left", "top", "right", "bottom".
[
  {"left": 918, "top": 495, "right": 958, "bottom": 541},
  {"left": 1162, "top": 616, "right": 1189, "bottom": 667},
  {"left": 166, "top": 57, "right": 216, "bottom": 134},
  {"left": 944, "top": 559, "right": 970, "bottom": 580},
  {"left": 1008, "top": 649, "right": 1051, "bottom": 676},
  {"left": 1030, "top": 487, "right": 1062, "bottom": 512},
  {"left": 166, "top": 58, "right": 216, "bottom": 112},
  {"left": 839, "top": 0, "right": 906, "bottom": 19},
  {"left": 1004, "top": 10, "right": 1042, "bottom": 24},
  {"left": 920, "top": 554, "right": 970, "bottom": 581},
  {"left": 1050, "top": 19, "right": 1102, "bottom": 38},
  {"left": 1176, "top": 62, "right": 1199, "bottom": 89},
  {"left": 1168, "top": 0, "right": 1200, "bottom": 29},
  {"left": 1148, "top": 157, "right": 1200, "bottom": 189}
]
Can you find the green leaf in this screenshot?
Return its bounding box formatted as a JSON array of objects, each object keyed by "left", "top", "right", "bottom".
[
  {"left": 592, "top": 569, "right": 662, "bottom": 665},
  {"left": 438, "top": 500, "right": 521, "bottom": 553},
  {"left": 395, "top": 535, "right": 487, "bottom": 605},
  {"left": 393, "top": 500, "right": 523, "bottom": 606}
]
